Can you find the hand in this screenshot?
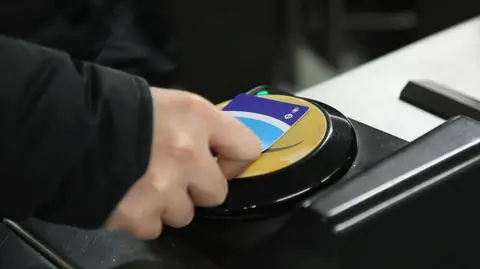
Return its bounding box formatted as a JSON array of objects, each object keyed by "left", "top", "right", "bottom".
[{"left": 105, "top": 88, "right": 261, "bottom": 239}]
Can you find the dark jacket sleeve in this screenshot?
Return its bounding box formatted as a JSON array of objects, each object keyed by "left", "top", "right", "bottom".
[{"left": 0, "top": 34, "right": 153, "bottom": 229}]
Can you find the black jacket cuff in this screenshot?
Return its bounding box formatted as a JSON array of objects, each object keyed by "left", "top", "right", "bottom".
[{"left": 34, "top": 64, "right": 153, "bottom": 229}]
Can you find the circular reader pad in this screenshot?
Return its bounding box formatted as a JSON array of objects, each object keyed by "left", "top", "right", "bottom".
[{"left": 197, "top": 93, "right": 357, "bottom": 220}]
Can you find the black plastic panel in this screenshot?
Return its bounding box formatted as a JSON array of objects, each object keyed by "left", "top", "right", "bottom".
[
  {"left": 400, "top": 80, "right": 480, "bottom": 121},
  {"left": 18, "top": 109, "right": 480, "bottom": 269},
  {"left": 172, "top": 119, "right": 407, "bottom": 269},
  {"left": 15, "top": 119, "right": 406, "bottom": 269},
  {"left": 0, "top": 223, "right": 57, "bottom": 269},
  {"left": 316, "top": 116, "right": 480, "bottom": 223},
  {"left": 315, "top": 116, "right": 480, "bottom": 268}
]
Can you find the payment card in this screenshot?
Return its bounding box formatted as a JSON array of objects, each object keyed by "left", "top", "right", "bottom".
[{"left": 222, "top": 93, "right": 309, "bottom": 152}]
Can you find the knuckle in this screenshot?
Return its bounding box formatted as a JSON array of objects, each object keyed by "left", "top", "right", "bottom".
[
  {"left": 182, "top": 93, "right": 218, "bottom": 121},
  {"left": 244, "top": 135, "right": 262, "bottom": 160},
  {"left": 129, "top": 225, "right": 147, "bottom": 238},
  {"left": 244, "top": 147, "right": 261, "bottom": 161},
  {"left": 184, "top": 213, "right": 194, "bottom": 226},
  {"left": 129, "top": 222, "right": 163, "bottom": 240},
  {"left": 210, "top": 184, "right": 228, "bottom": 206},
  {"left": 172, "top": 211, "right": 194, "bottom": 228},
  {"left": 124, "top": 209, "right": 145, "bottom": 224},
  {"left": 166, "top": 197, "right": 195, "bottom": 228},
  {"left": 168, "top": 134, "right": 197, "bottom": 162},
  {"left": 149, "top": 226, "right": 163, "bottom": 239},
  {"left": 151, "top": 177, "right": 174, "bottom": 198},
  {"left": 182, "top": 207, "right": 195, "bottom": 226},
  {"left": 248, "top": 148, "right": 262, "bottom": 161},
  {"left": 181, "top": 93, "right": 209, "bottom": 112}
]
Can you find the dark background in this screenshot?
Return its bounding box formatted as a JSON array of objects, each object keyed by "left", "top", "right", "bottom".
[{"left": 141, "top": 0, "right": 480, "bottom": 103}]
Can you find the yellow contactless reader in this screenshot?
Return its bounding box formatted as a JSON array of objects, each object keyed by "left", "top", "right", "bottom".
[
  {"left": 198, "top": 86, "right": 357, "bottom": 220},
  {"left": 217, "top": 95, "right": 329, "bottom": 178}
]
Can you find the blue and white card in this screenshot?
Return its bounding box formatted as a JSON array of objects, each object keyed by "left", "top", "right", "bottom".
[{"left": 222, "top": 94, "right": 309, "bottom": 152}]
